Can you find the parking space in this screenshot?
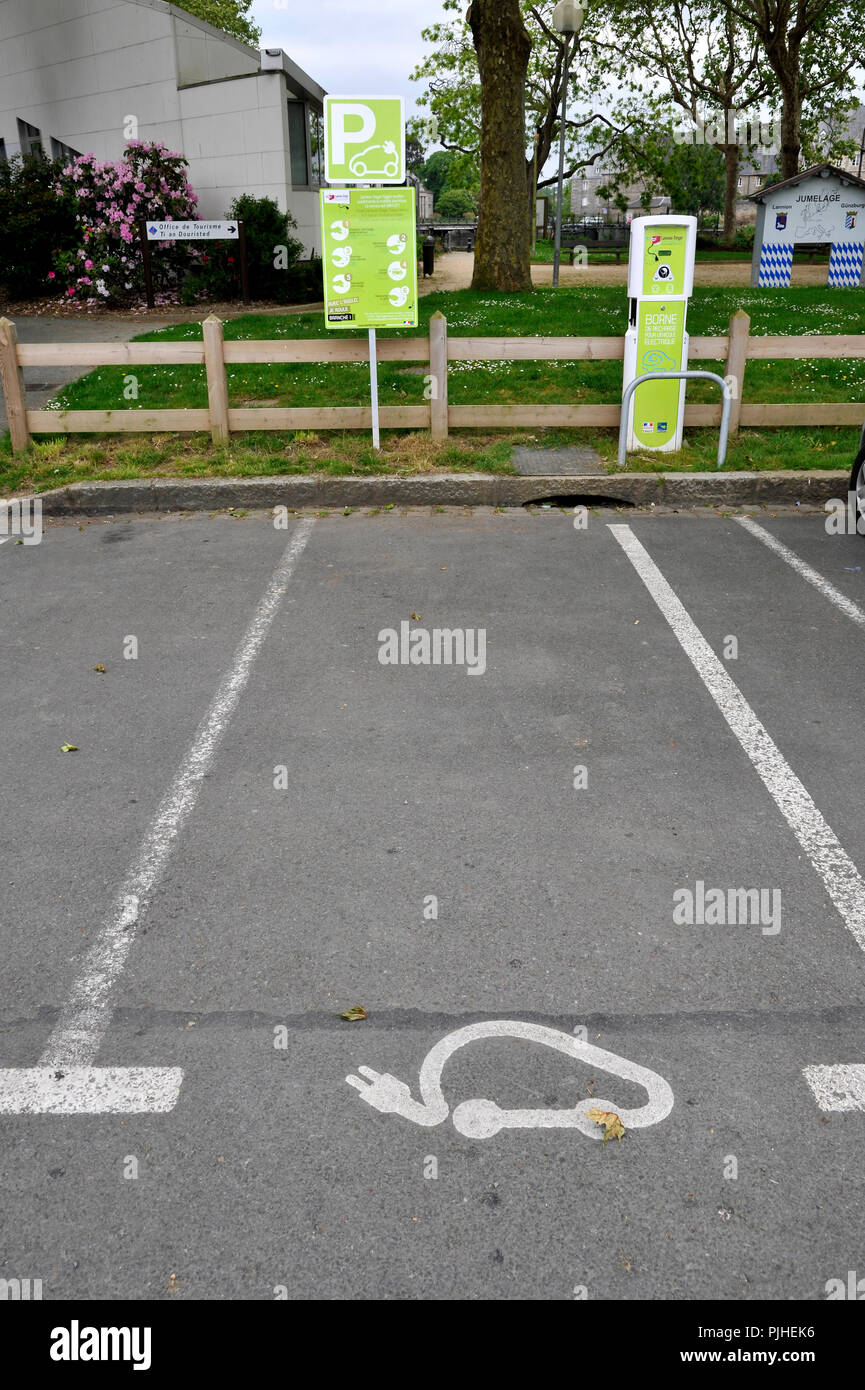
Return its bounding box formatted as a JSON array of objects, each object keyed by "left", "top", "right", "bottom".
[{"left": 1, "top": 504, "right": 864, "bottom": 1300}]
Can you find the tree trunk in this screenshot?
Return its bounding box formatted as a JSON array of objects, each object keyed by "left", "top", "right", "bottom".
[
  {"left": 722, "top": 142, "right": 739, "bottom": 242},
  {"left": 468, "top": 0, "right": 533, "bottom": 292},
  {"left": 778, "top": 81, "right": 801, "bottom": 180}
]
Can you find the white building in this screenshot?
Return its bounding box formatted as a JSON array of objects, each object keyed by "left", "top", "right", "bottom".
[{"left": 0, "top": 0, "right": 326, "bottom": 253}]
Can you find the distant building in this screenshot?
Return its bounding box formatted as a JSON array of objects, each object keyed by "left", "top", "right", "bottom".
[
  {"left": 0, "top": 0, "right": 326, "bottom": 254},
  {"left": 569, "top": 169, "right": 670, "bottom": 221},
  {"left": 408, "top": 172, "right": 434, "bottom": 221}
]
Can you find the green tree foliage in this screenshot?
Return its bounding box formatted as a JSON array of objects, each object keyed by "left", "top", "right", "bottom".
[
  {"left": 170, "top": 0, "right": 261, "bottom": 48},
  {"left": 435, "top": 187, "right": 478, "bottom": 219}
]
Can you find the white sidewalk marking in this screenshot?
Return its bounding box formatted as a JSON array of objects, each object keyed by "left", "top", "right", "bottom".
[
  {"left": 0, "top": 1068, "right": 184, "bottom": 1115},
  {"left": 736, "top": 515, "right": 865, "bottom": 630},
  {"left": 803, "top": 1064, "right": 865, "bottom": 1113},
  {"left": 347, "top": 1020, "right": 674, "bottom": 1140},
  {"left": 609, "top": 523, "right": 865, "bottom": 1113},
  {"left": 0, "top": 519, "right": 315, "bottom": 1115}
]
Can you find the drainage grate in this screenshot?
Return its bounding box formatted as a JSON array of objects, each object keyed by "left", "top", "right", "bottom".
[{"left": 522, "top": 493, "right": 635, "bottom": 509}]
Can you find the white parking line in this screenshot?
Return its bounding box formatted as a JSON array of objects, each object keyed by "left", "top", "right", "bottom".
[
  {"left": 0, "top": 518, "right": 315, "bottom": 1115},
  {"left": 736, "top": 515, "right": 865, "bottom": 629},
  {"left": 609, "top": 523, "right": 865, "bottom": 1113}
]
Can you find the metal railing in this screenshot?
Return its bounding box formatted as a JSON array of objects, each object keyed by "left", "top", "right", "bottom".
[{"left": 618, "top": 370, "right": 733, "bottom": 470}]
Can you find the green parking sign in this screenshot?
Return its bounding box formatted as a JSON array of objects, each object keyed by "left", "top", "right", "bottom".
[
  {"left": 320, "top": 187, "right": 417, "bottom": 330},
  {"left": 324, "top": 96, "right": 405, "bottom": 184}
]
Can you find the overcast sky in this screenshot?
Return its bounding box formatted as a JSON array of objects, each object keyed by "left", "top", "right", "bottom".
[{"left": 253, "top": 0, "right": 444, "bottom": 111}]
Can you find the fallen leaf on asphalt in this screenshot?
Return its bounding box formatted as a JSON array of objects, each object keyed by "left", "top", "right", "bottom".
[
  {"left": 60, "top": 744, "right": 78, "bottom": 753},
  {"left": 93, "top": 664, "right": 106, "bottom": 674},
  {"left": 339, "top": 1005, "right": 368, "bottom": 1022},
  {"left": 586, "top": 1107, "right": 625, "bottom": 1145},
  {"left": 410, "top": 612, "right": 421, "bottom": 621}
]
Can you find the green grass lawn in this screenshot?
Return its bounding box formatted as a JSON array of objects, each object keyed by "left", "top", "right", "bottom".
[{"left": 2, "top": 285, "right": 862, "bottom": 494}]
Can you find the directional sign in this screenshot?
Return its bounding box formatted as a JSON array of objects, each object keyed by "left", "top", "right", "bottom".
[
  {"left": 320, "top": 187, "right": 417, "bottom": 329},
  {"left": 324, "top": 96, "right": 405, "bottom": 185},
  {"left": 146, "top": 221, "right": 239, "bottom": 241}
]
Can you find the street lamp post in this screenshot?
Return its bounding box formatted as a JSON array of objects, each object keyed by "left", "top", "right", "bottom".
[{"left": 551, "top": 0, "right": 586, "bottom": 289}]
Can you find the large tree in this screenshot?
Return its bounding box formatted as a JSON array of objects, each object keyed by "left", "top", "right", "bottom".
[
  {"left": 466, "top": 0, "right": 534, "bottom": 290},
  {"left": 727, "top": 0, "right": 863, "bottom": 180},
  {"left": 600, "top": 0, "right": 771, "bottom": 240},
  {"left": 171, "top": 0, "right": 261, "bottom": 48},
  {"left": 413, "top": 2, "right": 639, "bottom": 234}
]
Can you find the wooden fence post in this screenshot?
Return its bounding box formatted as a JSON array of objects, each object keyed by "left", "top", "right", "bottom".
[
  {"left": 203, "top": 315, "right": 230, "bottom": 445},
  {"left": 429, "top": 310, "right": 448, "bottom": 440},
  {"left": 724, "top": 310, "right": 750, "bottom": 436},
  {"left": 0, "top": 317, "right": 30, "bottom": 454}
]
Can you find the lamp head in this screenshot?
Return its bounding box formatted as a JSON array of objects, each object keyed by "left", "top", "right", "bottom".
[{"left": 552, "top": 0, "right": 586, "bottom": 35}]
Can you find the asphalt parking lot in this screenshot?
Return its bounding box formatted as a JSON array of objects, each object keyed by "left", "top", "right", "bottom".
[{"left": 2, "top": 502, "right": 865, "bottom": 1301}]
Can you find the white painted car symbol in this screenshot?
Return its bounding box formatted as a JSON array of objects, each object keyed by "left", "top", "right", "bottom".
[
  {"left": 387, "top": 233, "right": 407, "bottom": 253},
  {"left": 387, "top": 261, "right": 407, "bottom": 282},
  {"left": 332, "top": 273, "right": 352, "bottom": 294},
  {"left": 347, "top": 1020, "right": 674, "bottom": 1140},
  {"left": 330, "top": 221, "right": 350, "bottom": 242},
  {"left": 388, "top": 286, "right": 411, "bottom": 307},
  {"left": 331, "top": 246, "right": 353, "bottom": 268}
]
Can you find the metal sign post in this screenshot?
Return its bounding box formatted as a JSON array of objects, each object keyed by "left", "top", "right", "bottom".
[
  {"left": 369, "top": 329, "right": 380, "bottom": 450},
  {"left": 322, "top": 96, "right": 413, "bottom": 454}
]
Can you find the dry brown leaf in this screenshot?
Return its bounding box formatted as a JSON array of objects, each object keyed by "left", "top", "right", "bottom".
[
  {"left": 339, "top": 1005, "right": 368, "bottom": 1022},
  {"left": 586, "top": 1107, "right": 626, "bottom": 1145}
]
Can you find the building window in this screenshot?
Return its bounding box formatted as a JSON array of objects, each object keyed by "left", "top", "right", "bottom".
[
  {"left": 582, "top": 179, "right": 589, "bottom": 190},
  {"left": 582, "top": 196, "right": 589, "bottom": 207},
  {"left": 288, "top": 102, "right": 308, "bottom": 184},
  {"left": 308, "top": 107, "right": 323, "bottom": 186},
  {"left": 17, "top": 118, "right": 43, "bottom": 156},
  {"left": 0, "top": 139, "right": 6, "bottom": 164},
  {"left": 287, "top": 102, "right": 323, "bottom": 188},
  {"left": 736, "top": 176, "right": 742, "bottom": 188},
  {"left": 51, "top": 137, "right": 81, "bottom": 162}
]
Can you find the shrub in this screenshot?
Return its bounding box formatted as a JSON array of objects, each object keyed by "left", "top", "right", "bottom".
[
  {"left": 0, "top": 154, "right": 77, "bottom": 298},
  {"left": 733, "top": 223, "right": 756, "bottom": 251},
  {"left": 53, "top": 141, "right": 200, "bottom": 305},
  {"left": 179, "top": 194, "right": 314, "bottom": 305}
]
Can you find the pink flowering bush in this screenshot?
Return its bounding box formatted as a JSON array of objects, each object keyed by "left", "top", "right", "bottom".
[{"left": 53, "top": 141, "right": 200, "bottom": 305}]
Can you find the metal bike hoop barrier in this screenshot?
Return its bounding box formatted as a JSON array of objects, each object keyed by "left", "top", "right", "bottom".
[{"left": 618, "top": 370, "right": 733, "bottom": 471}]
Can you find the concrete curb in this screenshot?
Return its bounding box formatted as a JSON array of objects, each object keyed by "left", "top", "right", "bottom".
[{"left": 31, "top": 470, "right": 851, "bottom": 515}]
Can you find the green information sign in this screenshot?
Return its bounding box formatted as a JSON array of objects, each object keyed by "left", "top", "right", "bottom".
[
  {"left": 320, "top": 188, "right": 418, "bottom": 330},
  {"left": 632, "top": 300, "right": 686, "bottom": 449},
  {"left": 641, "top": 225, "right": 689, "bottom": 297},
  {"left": 324, "top": 96, "right": 406, "bottom": 185}
]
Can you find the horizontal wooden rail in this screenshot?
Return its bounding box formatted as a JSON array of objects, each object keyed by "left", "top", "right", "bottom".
[{"left": 3, "top": 311, "right": 864, "bottom": 453}]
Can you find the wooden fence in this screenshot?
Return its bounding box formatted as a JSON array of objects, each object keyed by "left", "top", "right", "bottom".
[{"left": 2, "top": 309, "right": 864, "bottom": 455}]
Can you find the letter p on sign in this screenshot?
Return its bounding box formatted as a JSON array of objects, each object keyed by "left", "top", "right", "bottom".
[{"left": 324, "top": 96, "right": 405, "bottom": 184}]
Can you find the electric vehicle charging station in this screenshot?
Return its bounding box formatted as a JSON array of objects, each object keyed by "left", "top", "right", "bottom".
[{"left": 622, "top": 215, "right": 697, "bottom": 454}]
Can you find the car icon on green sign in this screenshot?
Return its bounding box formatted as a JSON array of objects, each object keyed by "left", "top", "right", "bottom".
[{"left": 349, "top": 142, "right": 399, "bottom": 179}]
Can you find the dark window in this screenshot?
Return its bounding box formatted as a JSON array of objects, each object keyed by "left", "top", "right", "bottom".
[
  {"left": 17, "top": 118, "right": 43, "bottom": 156},
  {"left": 308, "top": 107, "right": 323, "bottom": 186},
  {"left": 51, "top": 137, "right": 81, "bottom": 162},
  {"left": 0, "top": 139, "right": 6, "bottom": 163},
  {"left": 287, "top": 102, "right": 308, "bottom": 185}
]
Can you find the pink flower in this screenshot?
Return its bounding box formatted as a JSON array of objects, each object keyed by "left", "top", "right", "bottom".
[
  {"left": 84, "top": 259, "right": 93, "bottom": 270},
  {"left": 47, "top": 271, "right": 56, "bottom": 279}
]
